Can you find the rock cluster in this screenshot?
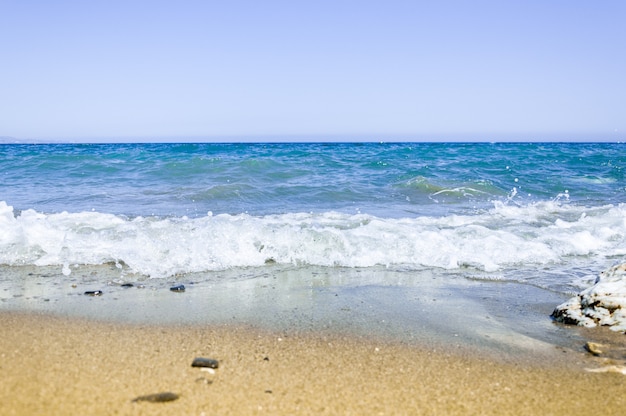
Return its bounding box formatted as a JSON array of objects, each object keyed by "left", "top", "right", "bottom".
[{"left": 552, "top": 263, "right": 626, "bottom": 333}]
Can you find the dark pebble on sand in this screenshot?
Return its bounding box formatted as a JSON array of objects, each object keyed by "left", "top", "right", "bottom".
[
  {"left": 131, "top": 392, "right": 179, "bottom": 403},
  {"left": 191, "top": 357, "right": 219, "bottom": 368},
  {"left": 84, "top": 290, "right": 103, "bottom": 296},
  {"left": 170, "top": 284, "right": 185, "bottom": 292},
  {"left": 121, "top": 283, "right": 134, "bottom": 288}
]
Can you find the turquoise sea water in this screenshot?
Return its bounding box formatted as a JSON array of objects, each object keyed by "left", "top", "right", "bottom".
[{"left": 1, "top": 142, "right": 625, "bottom": 295}]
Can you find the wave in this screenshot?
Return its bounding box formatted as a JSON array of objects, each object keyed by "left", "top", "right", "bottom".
[{"left": 1, "top": 200, "right": 625, "bottom": 278}]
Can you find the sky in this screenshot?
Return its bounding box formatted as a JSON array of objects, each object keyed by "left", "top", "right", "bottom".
[{"left": 1, "top": 0, "right": 625, "bottom": 142}]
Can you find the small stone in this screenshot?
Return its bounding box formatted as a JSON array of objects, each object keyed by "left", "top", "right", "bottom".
[
  {"left": 121, "top": 283, "right": 134, "bottom": 288},
  {"left": 585, "top": 341, "right": 603, "bottom": 356},
  {"left": 191, "top": 357, "right": 219, "bottom": 369},
  {"left": 131, "top": 392, "right": 179, "bottom": 403},
  {"left": 84, "top": 290, "right": 103, "bottom": 296},
  {"left": 170, "top": 285, "right": 185, "bottom": 292}
]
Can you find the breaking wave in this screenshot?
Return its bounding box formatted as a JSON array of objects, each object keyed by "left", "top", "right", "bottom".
[{"left": 1, "top": 200, "right": 625, "bottom": 278}]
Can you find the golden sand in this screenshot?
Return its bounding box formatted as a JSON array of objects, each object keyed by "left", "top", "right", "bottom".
[{"left": 1, "top": 311, "right": 625, "bottom": 415}]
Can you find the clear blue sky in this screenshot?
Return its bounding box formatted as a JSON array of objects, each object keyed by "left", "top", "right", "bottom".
[{"left": 1, "top": 0, "right": 624, "bottom": 141}]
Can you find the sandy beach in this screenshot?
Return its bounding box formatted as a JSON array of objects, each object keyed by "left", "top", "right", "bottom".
[
  {"left": 1, "top": 311, "right": 625, "bottom": 415},
  {"left": 2, "top": 264, "right": 626, "bottom": 415}
]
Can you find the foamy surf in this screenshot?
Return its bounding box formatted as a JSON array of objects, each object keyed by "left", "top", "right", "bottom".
[{"left": 1, "top": 200, "right": 624, "bottom": 279}]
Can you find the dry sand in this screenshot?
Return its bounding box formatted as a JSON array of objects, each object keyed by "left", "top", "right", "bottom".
[{"left": 1, "top": 311, "right": 625, "bottom": 415}]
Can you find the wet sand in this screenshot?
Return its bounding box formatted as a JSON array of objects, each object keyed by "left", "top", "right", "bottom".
[
  {"left": 1, "top": 311, "right": 626, "bottom": 415},
  {"left": 0, "top": 264, "right": 591, "bottom": 357}
]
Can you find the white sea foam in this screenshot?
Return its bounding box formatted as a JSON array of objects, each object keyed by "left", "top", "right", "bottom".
[{"left": 1, "top": 200, "right": 625, "bottom": 278}]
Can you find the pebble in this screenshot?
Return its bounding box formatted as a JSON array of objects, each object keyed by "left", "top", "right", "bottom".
[
  {"left": 191, "top": 357, "right": 219, "bottom": 369},
  {"left": 131, "top": 392, "right": 179, "bottom": 403},
  {"left": 170, "top": 285, "right": 185, "bottom": 292},
  {"left": 585, "top": 342, "right": 603, "bottom": 356},
  {"left": 121, "top": 283, "right": 134, "bottom": 288},
  {"left": 84, "top": 290, "right": 103, "bottom": 296}
]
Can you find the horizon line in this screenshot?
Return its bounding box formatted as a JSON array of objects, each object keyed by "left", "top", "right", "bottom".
[{"left": 2, "top": 132, "right": 625, "bottom": 144}]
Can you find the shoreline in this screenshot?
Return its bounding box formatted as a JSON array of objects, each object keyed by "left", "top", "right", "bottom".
[
  {"left": 2, "top": 311, "right": 626, "bottom": 415},
  {"left": 0, "top": 264, "right": 586, "bottom": 359},
  {"left": 2, "top": 263, "right": 625, "bottom": 362}
]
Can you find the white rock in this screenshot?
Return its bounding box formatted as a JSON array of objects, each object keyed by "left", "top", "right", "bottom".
[{"left": 552, "top": 262, "right": 626, "bottom": 333}]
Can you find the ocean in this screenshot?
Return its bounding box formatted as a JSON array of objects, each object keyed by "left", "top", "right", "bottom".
[{"left": 1, "top": 142, "right": 625, "bottom": 294}]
